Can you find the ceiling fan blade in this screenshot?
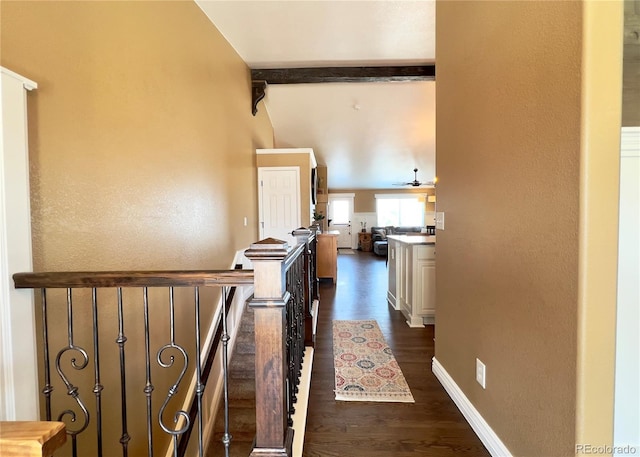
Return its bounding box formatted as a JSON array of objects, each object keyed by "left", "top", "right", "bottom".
[{"left": 392, "top": 169, "right": 435, "bottom": 187}]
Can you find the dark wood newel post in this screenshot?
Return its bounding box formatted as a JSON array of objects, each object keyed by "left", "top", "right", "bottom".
[{"left": 245, "top": 238, "right": 293, "bottom": 457}]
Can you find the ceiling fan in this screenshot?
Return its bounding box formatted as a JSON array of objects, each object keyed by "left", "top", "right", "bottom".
[{"left": 394, "top": 168, "right": 435, "bottom": 187}]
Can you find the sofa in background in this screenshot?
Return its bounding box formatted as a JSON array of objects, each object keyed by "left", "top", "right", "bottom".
[{"left": 370, "top": 226, "right": 425, "bottom": 256}]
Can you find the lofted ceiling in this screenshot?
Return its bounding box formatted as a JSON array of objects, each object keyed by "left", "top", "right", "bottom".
[{"left": 196, "top": 1, "right": 436, "bottom": 190}]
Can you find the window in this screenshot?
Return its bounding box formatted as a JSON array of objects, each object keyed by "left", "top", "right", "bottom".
[
  {"left": 375, "top": 195, "right": 425, "bottom": 227},
  {"left": 330, "top": 199, "right": 350, "bottom": 224}
]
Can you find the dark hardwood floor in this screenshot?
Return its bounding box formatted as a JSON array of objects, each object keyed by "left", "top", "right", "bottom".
[
  {"left": 302, "top": 249, "right": 490, "bottom": 457},
  {"left": 208, "top": 249, "right": 490, "bottom": 456}
]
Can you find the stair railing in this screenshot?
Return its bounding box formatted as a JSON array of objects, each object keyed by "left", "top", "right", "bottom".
[
  {"left": 11, "top": 229, "right": 317, "bottom": 457},
  {"left": 244, "top": 228, "right": 316, "bottom": 457},
  {"left": 12, "top": 270, "right": 253, "bottom": 457}
]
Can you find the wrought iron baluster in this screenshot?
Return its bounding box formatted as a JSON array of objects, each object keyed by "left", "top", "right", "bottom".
[
  {"left": 55, "top": 288, "right": 90, "bottom": 457},
  {"left": 285, "top": 269, "right": 295, "bottom": 426},
  {"left": 295, "top": 257, "right": 302, "bottom": 387},
  {"left": 293, "top": 261, "right": 300, "bottom": 394},
  {"left": 143, "top": 287, "right": 154, "bottom": 457},
  {"left": 92, "top": 288, "right": 104, "bottom": 457},
  {"left": 296, "top": 254, "right": 305, "bottom": 381},
  {"left": 194, "top": 287, "right": 204, "bottom": 457},
  {"left": 116, "top": 287, "right": 130, "bottom": 457},
  {"left": 221, "top": 286, "right": 232, "bottom": 457},
  {"left": 41, "top": 289, "right": 53, "bottom": 421},
  {"left": 158, "top": 287, "right": 190, "bottom": 457}
]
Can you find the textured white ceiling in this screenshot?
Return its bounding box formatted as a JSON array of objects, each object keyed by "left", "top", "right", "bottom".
[
  {"left": 196, "top": 0, "right": 436, "bottom": 189},
  {"left": 265, "top": 81, "right": 436, "bottom": 189}
]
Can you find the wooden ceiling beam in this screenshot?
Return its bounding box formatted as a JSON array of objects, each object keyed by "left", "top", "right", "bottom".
[
  {"left": 251, "top": 65, "right": 435, "bottom": 84},
  {"left": 250, "top": 65, "right": 435, "bottom": 115}
]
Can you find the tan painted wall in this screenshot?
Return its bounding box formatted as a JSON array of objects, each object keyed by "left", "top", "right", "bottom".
[
  {"left": 256, "top": 152, "right": 313, "bottom": 225},
  {"left": 434, "top": 2, "right": 620, "bottom": 456},
  {"left": 436, "top": 2, "right": 622, "bottom": 455},
  {"left": 332, "top": 188, "right": 436, "bottom": 214},
  {"left": 1, "top": 1, "right": 273, "bottom": 454}
]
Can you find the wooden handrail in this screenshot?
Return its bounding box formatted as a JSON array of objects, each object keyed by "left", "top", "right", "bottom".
[
  {"left": 282, "top": 241, "right": 307, "bottom": 273},
  {"left": 13, "top": 270, "right": 254, "bottom": 289},
  {"left": 0, "top": 421, "right": 66, "bottom": 457},
  {"left": 9, "top": 232, "right": 316, "bottom": 457}
]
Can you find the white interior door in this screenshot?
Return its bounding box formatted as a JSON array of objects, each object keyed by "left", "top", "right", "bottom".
[
  {"left": 328, "top": 193, "right": 354, "bottom": 248},
  {"left": 258, "top": 167, "right": 300, "bottom": 245}
]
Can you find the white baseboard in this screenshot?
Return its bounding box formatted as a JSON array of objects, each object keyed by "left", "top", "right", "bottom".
[
  {"left": 432, "top": 357, "right": 512, "bottom": 457},
  {"left": 311, "top": 299, "right": 319, "bottom": 342},
  {"left": 292, "top": 347, "right": 314, "bottom": 457}
]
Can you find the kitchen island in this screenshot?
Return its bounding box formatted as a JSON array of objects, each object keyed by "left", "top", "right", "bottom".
[{"left": 387, "top": 235, "right": 436, "bottom": 327}]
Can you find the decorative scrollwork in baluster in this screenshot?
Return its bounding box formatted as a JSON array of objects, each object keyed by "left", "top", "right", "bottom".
[
  {"left": 55, "top": 345, "right": 91, "bottom": 457},
  {"left": 157, "top": 344, "right": 190, "bottom": 436},
  {"left": 55, "top": 346, "right": 91, "bottom": 431},
  {"left": 157, "top": 287, "right": 190, "bottom": 457},
  {"left": 55, "top": 288, "right": 90, "bottom": 457}
]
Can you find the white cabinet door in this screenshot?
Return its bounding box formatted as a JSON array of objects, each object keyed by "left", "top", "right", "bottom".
[
  {"left": 258, "top": 167, "right": 300, "bottom": 245},
  {"left": 387, "top": 238, "right": 399, "bottom": 309},
  {"left": 415, "top": 245, "right": 436, "bottom": 325},
  {"left": 416, "top": 259, "right": 436, "bottom": 320}
]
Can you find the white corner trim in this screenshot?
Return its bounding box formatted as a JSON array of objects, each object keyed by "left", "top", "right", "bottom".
[
  {"left": 1, "top": 67, "right": 37, "bottom": 91},
  {"left": 1, "top": 68, "right": 39, "bottom": 421},
  {"left": 432, "top": 357, "right": 513, "bottom": 457},
  {"left": 621, "top": 127, "right": 640, "bottom": 157}
]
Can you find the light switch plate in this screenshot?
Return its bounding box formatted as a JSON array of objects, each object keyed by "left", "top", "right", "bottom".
[
  {"left": 476, "top": 358, "right": 486, "bottom": 389},
  {"left": 435, "top": 212, "right": 445, "bottom": 230}
]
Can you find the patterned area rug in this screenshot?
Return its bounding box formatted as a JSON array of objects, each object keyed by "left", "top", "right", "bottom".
[
  {"left": 333, "top": 320, "right": 415, "bottom": 403},
  {"left": 338, "top": 249, "right": 355, "bottom": 255}
]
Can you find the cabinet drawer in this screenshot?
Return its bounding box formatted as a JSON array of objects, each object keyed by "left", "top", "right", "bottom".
[{"left": 416, "top": 245, "right": 436, "bottom": 260}]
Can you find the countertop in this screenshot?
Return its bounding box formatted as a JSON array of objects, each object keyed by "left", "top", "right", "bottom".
[
  {"left": 319, "top": 230, "right": 340, "bottom": 236},
  {"left": 386, "top": 235, "right": 436, "bottom": 245}
]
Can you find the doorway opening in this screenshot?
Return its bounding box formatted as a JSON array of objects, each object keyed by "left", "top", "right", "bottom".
[{"left": 328, "top": 193, "right": 354, "bottom": 248}]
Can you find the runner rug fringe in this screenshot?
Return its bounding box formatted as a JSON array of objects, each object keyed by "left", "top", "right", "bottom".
[{"left": 333, "top": 320, "right": 414, "bottom": 403}]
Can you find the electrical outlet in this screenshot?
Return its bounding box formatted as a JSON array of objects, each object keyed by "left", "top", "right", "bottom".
[{"left": 476, "top": 358, "right": 486, "bottom": 389}]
